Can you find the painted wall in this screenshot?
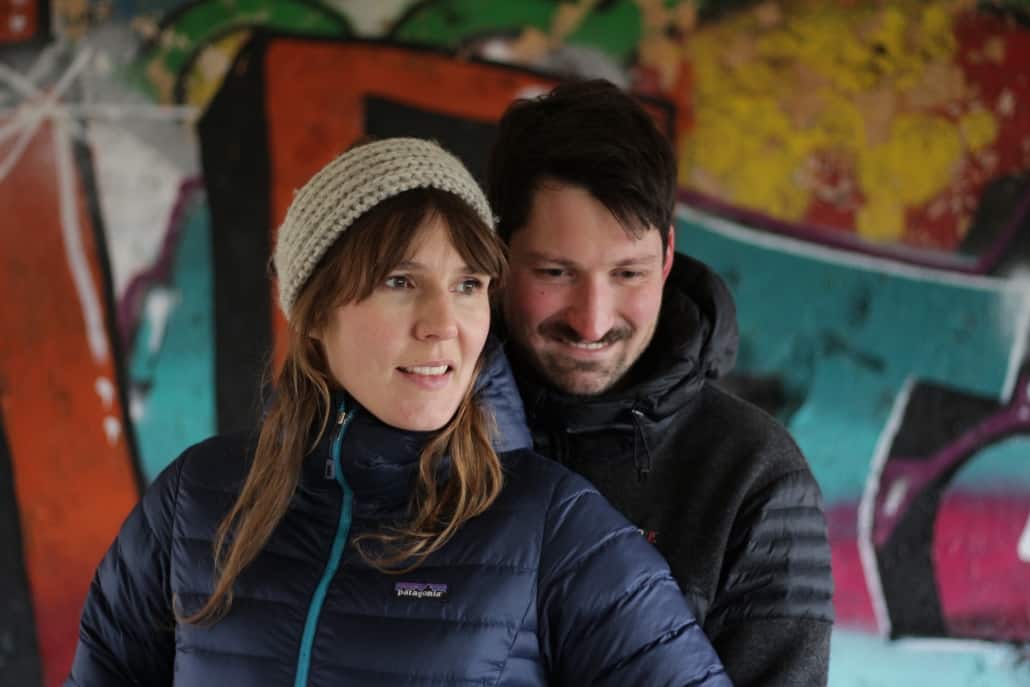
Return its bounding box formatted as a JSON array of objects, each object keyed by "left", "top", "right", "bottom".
[{"left": 1, "top": 1, "right": 1028, "bottom": 685}]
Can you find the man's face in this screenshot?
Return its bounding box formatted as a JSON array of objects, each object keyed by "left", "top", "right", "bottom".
[{"left": 503, "top": 182, "right": 674, "bottom": 396}]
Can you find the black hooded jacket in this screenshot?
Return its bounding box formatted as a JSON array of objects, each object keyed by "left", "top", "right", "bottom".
[{"left": 509, "top": 253, "right": 835, "bottom": 687}]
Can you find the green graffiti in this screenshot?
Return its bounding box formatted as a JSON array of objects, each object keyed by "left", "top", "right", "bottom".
[
  {"left": 390, "top": 0, "right": 642, "bottom": 64},
  {"left": 136, "top": 0, "right": 350, "bottom": 101}
]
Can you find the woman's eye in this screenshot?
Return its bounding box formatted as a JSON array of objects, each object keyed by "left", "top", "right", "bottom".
[
  {"left": 384, "top": 275, "right": 413, "bottom": 289},
  {"left": 455, "top": 278, "right": 484, "bottom": 295}
]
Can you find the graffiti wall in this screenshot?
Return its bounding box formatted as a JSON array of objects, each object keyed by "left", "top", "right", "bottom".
[{"left": 1, "top": 1, "right": 1028, "bottom": 685}]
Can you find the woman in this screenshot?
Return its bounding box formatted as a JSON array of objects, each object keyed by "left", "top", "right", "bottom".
[{"left": 67, "top": 138, "right": 730, "bottom": 686}]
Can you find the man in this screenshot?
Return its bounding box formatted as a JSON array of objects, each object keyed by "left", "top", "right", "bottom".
[{"left": 488, "top": 79, "right": 834, "bottom": 686}]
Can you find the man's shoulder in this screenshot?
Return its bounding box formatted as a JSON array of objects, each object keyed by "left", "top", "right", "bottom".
[
  {"left": 674, "top": 381, "right": 813, "bottom": 488},
  {"left": 657, "top": 384, "right": 834, "bottom": 639}
]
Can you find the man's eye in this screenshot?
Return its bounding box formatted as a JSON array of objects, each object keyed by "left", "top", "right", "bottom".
[
  {"left": 384, "top": 275, "right": 413, "bottom": 289},
  {"left": 534, "top": 268, "right": 568, "bottom": 279},
  {"left": 455, "top": 278, "right": 484, "bottom": 295},
  {"left": 615, "top": 270, "right": 645, "bottom": 280}
]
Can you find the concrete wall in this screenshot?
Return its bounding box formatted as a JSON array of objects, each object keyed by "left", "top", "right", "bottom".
[{"left": 1, "top": 1, "right": 1028, "bottom": 684}]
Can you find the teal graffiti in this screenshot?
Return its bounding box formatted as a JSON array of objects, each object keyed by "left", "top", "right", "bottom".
[
  {"left": 829, "top": 628, "right": 1030, "bottom": 686},
  {"left": 949, "top": 436, "right": 1030, "bottom": 493},
  {"left": 677, "top": 210, "right": 1025, "bottom": 505},
  {"left": 129, "top": 193, "right": 216, "bottom": 483}
]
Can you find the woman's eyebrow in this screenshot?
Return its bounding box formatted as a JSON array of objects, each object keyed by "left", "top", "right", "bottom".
[{"left": 393, "top": 260, "right": 484, "bottom": 274}]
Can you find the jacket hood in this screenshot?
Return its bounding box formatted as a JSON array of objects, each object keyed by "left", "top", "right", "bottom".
[
  {"left": 475, "top": 337, "right": 534, "bottom": 453},
  {"left": 514, "top": 252, "right": 737, "bottom": 425},
  {"left": 508, "top": 253, "right": 738, "bottom": 477}
]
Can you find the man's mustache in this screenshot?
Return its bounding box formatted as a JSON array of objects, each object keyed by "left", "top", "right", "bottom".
[{"left": 538, "top": 321, "right": 633, "bottom": 346}]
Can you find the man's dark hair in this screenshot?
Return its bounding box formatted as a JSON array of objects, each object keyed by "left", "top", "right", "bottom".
[{"left": 487, "top": 79, "right": 677, "bottom": 250}]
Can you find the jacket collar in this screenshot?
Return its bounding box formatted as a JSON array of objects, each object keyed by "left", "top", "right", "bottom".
[{"left": 302, "top": 338, "right": 531, "bottom": 516}]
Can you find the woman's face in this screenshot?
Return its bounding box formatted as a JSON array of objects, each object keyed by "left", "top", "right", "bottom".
[{"left": 316, "top": 217, "right": 492, "bottom": 431}]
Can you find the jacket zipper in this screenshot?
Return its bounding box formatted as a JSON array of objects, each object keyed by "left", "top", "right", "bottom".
[{"left": 294, "top": 402, "right": 356, "bottom": 687}]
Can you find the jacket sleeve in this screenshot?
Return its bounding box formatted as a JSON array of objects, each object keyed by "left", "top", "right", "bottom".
[
  {"left": 706, "top": 469, "right": 834, "bottom": 687},
  {"left": 65, "top": 456, "right": 184, "bottom": 686},
  {"left": 538, "top": 472, "right": 731, "bottom": 687}
]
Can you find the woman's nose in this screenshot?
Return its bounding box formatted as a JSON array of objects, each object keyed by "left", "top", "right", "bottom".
[{"left": 414, "top": 290, "right": 459, "bottom": 341}]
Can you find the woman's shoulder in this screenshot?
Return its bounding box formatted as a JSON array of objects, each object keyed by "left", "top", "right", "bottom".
[
  {"left": 496, "top": 449, "right": 665, "bottom": 585},
  {"left": 497, "top": 449, "right": 625, "bottom": 523},
  {"left": 157, "top": 431, "right": 257, "bottom": 498},
  {"left": 130, "top": 432, "right": 256, "bottom": 541},
  {"left": 498, "top": 447, "right": 577, "bottom": 491}
]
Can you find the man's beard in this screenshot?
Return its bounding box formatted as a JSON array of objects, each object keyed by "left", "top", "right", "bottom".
[{"left": 532, "top": 321, "right": 635, "bottom": 395}]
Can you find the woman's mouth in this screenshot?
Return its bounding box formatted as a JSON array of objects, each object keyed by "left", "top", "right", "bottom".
[
  {"left": 397, "top": 363, "right": 455, "bottom": 389},
  {"left": 399, "top": 364, "right": 451, "bottom": 376}
]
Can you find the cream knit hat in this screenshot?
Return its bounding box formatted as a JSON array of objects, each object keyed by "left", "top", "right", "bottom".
[{"left": 273, "top": 137, "right": 494, "bottom": 317}]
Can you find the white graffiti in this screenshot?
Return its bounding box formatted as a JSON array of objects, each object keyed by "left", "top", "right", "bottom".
[
  {"left": 0, "top": 48, "right": 199, "bottom": 362},
  {"left": 55, "top": 116, "right": 110, "bottom": 362},
  {"left": 144, "top": 287, "right": 180, "bottom": 355},
  {"left": 882, "top": 478, "right": 909, "bottom": 519},
  {"left": 102, "top": 415, "right": 122, "bottom": 447},
  {"left": 94, "top": 376, "right": 115, "bottom": 408},
  {"left": 858, "top": 378, "right": 914, "bottom": 638},
  {"left": 1018, "top": 510, "right": 1030, "bottom": 563}
]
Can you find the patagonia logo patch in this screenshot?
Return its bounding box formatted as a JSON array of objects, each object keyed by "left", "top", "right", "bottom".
[{"left": 395, "top": 582, "right": 448, "bottom": 600}]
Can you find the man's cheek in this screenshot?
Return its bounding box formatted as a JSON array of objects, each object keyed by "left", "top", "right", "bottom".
[
  {"left": 624, "top": 286, "right": 664, "bottom": 327},
  {"left": 511, "top": 278, "right": 562, "bottom": 328}
]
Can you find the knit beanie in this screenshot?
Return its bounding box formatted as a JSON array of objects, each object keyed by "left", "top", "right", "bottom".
[{"left": 273, "top": 137, "right": 494, "bottom": 317}]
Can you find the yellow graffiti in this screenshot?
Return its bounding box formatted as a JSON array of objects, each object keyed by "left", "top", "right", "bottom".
[
  {"left": 960, "top": 107, "right": 999, "bottom": 153},
  {"left": 857, "top": 115, "right": 963, "bottom": 240},
  {"left": 681, "top": 0, "right": 999, "bottom": 243},
  {"left": 184, "top": 30, "right": 254, "bottom": 112}
]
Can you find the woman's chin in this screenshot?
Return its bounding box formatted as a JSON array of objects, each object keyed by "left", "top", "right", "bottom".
[{"left": 376, "top": 404, "right": 459, "bottom": 433}]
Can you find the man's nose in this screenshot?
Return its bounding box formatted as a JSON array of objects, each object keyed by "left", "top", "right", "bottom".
[
  {"left": 564, "top": 278, "right": 615, "bottom": 342},
  {"left": 414, "top": 289, "right": 459, "bottom": 341}
]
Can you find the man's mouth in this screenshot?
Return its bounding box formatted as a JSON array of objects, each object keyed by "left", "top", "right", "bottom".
[
  {"left": 564, "top": 340, "right": 608, "bottom": 351},
  {"left": 540, "top": 324, "right": 631, "bottom": 353}
]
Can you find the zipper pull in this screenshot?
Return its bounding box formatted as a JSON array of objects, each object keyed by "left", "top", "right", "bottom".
[{"left": 326, "top": 407, "right": 347, "bottom": 480}]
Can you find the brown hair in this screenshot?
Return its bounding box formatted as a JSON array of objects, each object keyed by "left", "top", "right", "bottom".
[
  {"left": 181, "top": 187, "right": 507, "bottom": 624},
  {"left": 488, "top": 79, "right": 676, "bottom": 251}
]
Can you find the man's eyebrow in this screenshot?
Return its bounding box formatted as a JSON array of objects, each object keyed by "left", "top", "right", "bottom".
[
  {"left": 612, "top": 255, "right": 661, "bottom": 268},
  {"left": 525, "top": 252, "right": 579, "bottom": 268},
  {"left": 525, "top": 251, "right": 660, "bottom": 268}
]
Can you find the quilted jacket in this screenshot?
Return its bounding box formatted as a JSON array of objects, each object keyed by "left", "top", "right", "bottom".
[{"left": 67, "top": 347, "right": 731, "bottom": 686}]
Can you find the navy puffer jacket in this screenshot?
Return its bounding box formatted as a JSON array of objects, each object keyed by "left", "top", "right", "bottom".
[{"left": 67, "top": 348, "right": 730, "bottom": 686}]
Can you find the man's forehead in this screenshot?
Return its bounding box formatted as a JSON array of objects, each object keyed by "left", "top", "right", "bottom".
[
  {"left": 526, "top": 179, "right": 660, "bottom": 233},
  {"left": 513, "top": 214, "right": 665, "bottom": 265}
]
